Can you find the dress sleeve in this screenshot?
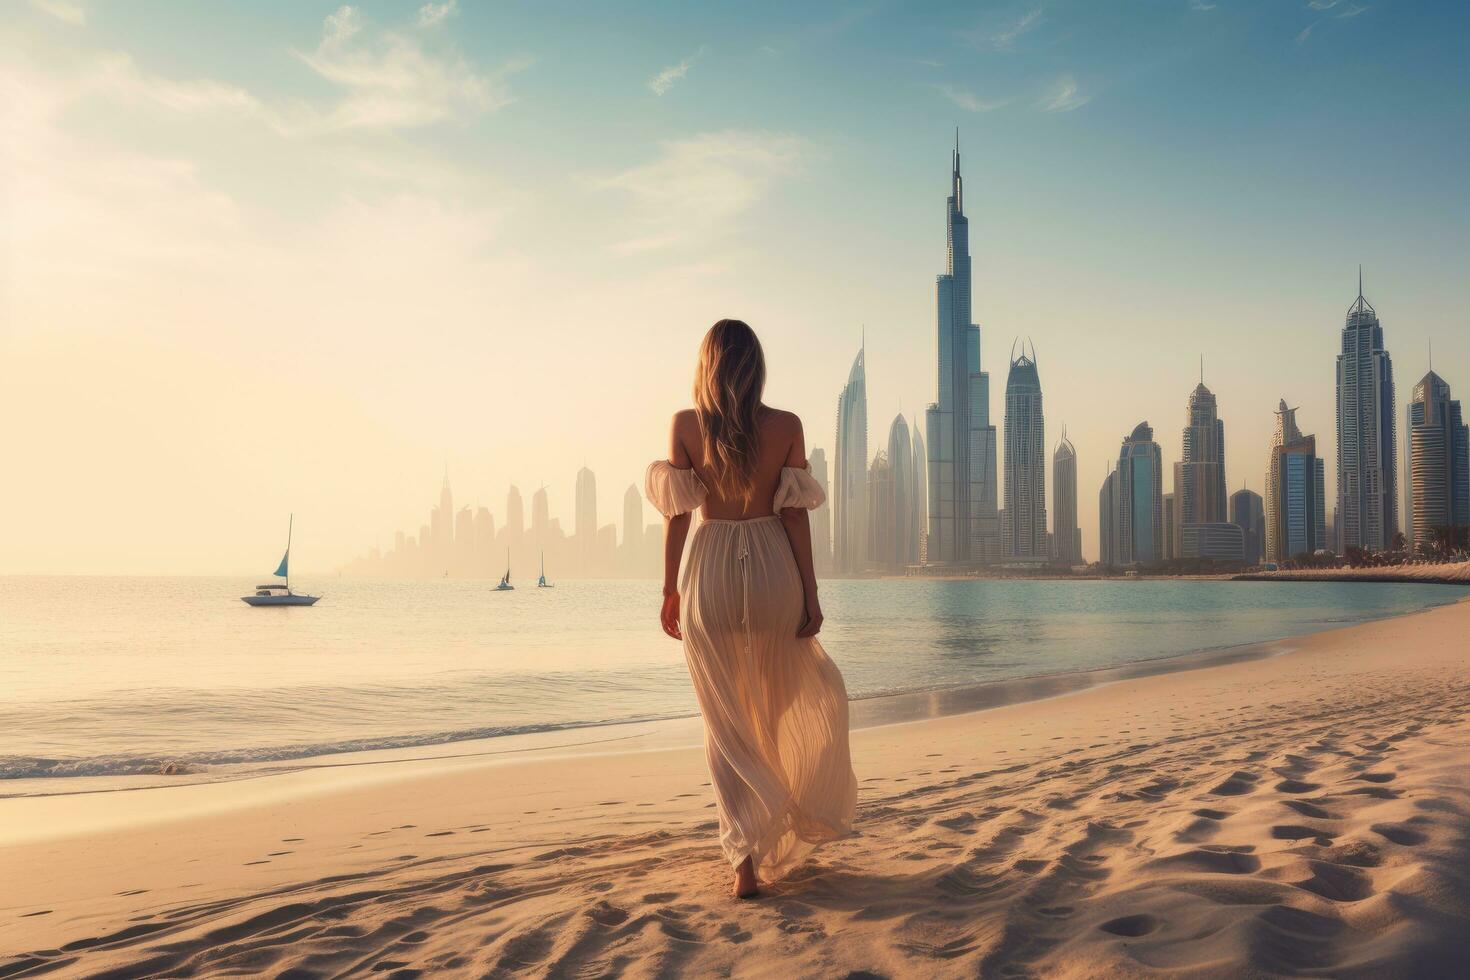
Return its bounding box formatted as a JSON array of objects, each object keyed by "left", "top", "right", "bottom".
[
  {"left": 644, "top": 460, "right": 708, "bottom": 518},
  {"left": 773, "top": 465, "right": 826, "bottom": 511}
]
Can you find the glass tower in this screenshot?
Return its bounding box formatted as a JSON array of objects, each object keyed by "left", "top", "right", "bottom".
[
  {"left": 1335, "top": 271, "right": 1398, "bottom": 551},
  {"left": 925, "top": 133, "right": 999, "bottom": 566}
]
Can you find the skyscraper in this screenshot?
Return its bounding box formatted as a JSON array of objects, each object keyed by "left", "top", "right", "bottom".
[
  {"left": 1099, "top": 468, "right": 1117, "bottom": 566},
  {"left": 622, "top": 483, "right": 643, "bottom": 560},
  {"left": 1231, "top": 488, "right": 1265, "bottom": 566},
  {"left": 1113, "top": 422, "right": 1164, "bottom": 565},
  {"left": 1179, "top": 376, "right": 1227, "bottom": 529},
  {"left": 1162, "top": 492, "right": 1178, "bottom": 561},
  {"left": 809, "top": 447, "right": 833, "bottom": 573},
  {"left": 1336, "top": 271, "right": 1399, "bottom": 552},
  {"left": 505, "top": 485, "right": 524, "bottom": 542},
  {"left": 925, "top": 133, "right": 999, "bottom": 567},
  {"left": 1267, "top": 401, "right": 1327, "bottom": 560},
  {"left": 1052, "top": 431, "right": 1081, "bottom": 565},
  {"left": 910, "top": 427, "right": 928, "bottom": 564},
  {"left": 1407, "top": 370, "right": 1470, "bottom": 552},
  {"left": 575, "top": 467, "right": 597, "bottom": 564},
  {"left": 886, "top": 414, "right": 919, "bottom": 568},
  {"left": 1002, "top": 342, "right": 1046, "bottom": 560},
  {"left": 867, "top": 451, "right": 894, "bottom": 570},
  {"left": 835, "top": 344, "right": 868, "bottom": 573}
]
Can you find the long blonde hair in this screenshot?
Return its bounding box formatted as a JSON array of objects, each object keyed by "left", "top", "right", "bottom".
[{"left": 693, "top": 319, "right": 766, "bottom": 502}]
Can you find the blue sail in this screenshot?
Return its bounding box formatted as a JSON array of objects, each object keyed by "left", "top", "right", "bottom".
[{"left": 274, "top": 550, "right": 289, "bottom": 578}]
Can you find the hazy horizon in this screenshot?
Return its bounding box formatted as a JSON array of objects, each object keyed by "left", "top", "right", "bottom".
[{"left": 4, "top": 0, "right": 1467, "bottom": 575}]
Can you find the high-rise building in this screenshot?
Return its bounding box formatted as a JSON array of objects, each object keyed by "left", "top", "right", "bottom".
[
  {"left": 925, "top": 134, "right": 999, "bottom": 567},
  {"left": 835, "top": 344, "right": 869, "bottom": 573},
  {"left": 1179, "top": 378, "right": 1228, "bottom": 529},
  {"left": 886, "top": 415, "right": 919, "bottom": 568},
  {"left": 910, "top": 426, "right": 928, "bottom": 564},
  {"left": 1267, "top": 401, "right": 1327, "bottom": 560},
  {"left": 1162, "top": 492, "right": 1178, "bottom": 561},
  {"left": 1336, "top": 271, "right": 1399, "bottom": 552},
  {"left": 531, "top": 485, "right": 549, "bottom": 537},
  {"left": 866, "top": 452, "right": 894, "bottom": 570},
  {"left": 1231, "top": 488, "right": 1265, "bottom": 566},
  {"left": 505, "top": 485, "right": 524, "bottom": 542},
  {"left": 575, "top": 467, "right": 597, "bottom": 550},
  {"left": 809, "top": 447, "right": 833, "bottom": 574},
  {"left": 1406, "top": 370, "right": 1470, "bottom": 552},
  {"left": 1003, "top": 343, "right": 1047, "bottom": 561},
  {"left": 622, "top": 483, "right": 643, "bottom": 560},
  {"left": 1052, "top": 431, "right": 1081, "bottom": 565},
  {"left": 1099, "top": 468, "right": 1117, "bottom": 566},
  {"left": 430, "top": 470, "right": 454, "bottom": 571},
  {"left": 1112, "top": 422, "right": 1164, "bottom": 565}
]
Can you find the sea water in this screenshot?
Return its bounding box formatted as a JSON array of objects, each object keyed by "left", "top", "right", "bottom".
[{"left": 1, "top": 576, "right": 1463, "bottom": 789}]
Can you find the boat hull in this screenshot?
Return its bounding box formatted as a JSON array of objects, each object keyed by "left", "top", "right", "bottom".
[{"left": 241, "top": 594, "right": 320, "bottom": 606}]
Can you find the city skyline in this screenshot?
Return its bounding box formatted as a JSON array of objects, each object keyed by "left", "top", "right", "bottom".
[{"left": 5, "top": 2, "right": 1468, "bottom": 574}]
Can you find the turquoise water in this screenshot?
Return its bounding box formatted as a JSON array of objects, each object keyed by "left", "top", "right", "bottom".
[{"left": 0, "top": 576, "right": 1463, "bottom": 784}]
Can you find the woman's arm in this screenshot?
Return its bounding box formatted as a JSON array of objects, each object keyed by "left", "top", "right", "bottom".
[
  {"left": 659, "top": 411, "right": 696, "bottom": 640},
  {"left": 660, "top": 512, "right": 691, "bottom": 639},
  {"left": 776, "top": 417, "right": 823, "bottom": 638}
]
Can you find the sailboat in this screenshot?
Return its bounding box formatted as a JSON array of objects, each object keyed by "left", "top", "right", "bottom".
[
  {"left": 241, "top": 515, "right": 320, "bottom": 606},
  {"left": 494, "top": 548, "right": 515, "bottom": 591},
  {"left": 536, "top": 550, "right": 553, "bottom": 588}
]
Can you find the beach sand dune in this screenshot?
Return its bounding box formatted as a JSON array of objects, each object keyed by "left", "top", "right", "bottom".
[{"left": 3, "top": 601, "right": 1469, "bottom": 978}]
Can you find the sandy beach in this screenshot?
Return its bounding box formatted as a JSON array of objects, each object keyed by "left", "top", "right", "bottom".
[{"left": 4, "top": 598, "right": 1469, "bottom": 978}]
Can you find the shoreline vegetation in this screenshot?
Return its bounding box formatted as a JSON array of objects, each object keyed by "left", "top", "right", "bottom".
[{"left": 5, "top": 598, "right": 1470, "bottom": 976}]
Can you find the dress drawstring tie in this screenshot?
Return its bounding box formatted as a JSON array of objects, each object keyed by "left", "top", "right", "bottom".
[{"left": 736, "top": 523, "right": 753, "bottom": 657}]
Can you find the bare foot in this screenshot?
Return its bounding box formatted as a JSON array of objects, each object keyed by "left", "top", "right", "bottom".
[{"left": 732, "top": 856, "right": 759, "bottom": 899}]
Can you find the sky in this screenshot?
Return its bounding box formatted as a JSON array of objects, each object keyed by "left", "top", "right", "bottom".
[{"left": 3, "top": 0, "right": 1468, "bottom": 575}]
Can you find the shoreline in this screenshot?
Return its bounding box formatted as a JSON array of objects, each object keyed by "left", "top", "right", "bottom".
[
  {"left": 6, "top": 583, "right": 1464, "bottom": 801},
  {"left": 4, "top": 596, "right": 1469, "bottom": 974}
]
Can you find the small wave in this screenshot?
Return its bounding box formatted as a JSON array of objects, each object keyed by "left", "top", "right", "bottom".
[{"left": 0, "top": 713, "right": 692, "bottom": 781}]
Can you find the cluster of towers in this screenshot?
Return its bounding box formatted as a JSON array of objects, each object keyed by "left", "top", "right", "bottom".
[
  {"left": 342, "top": 467, "right": 664, "bottom": 579},
  {"left": 1097, "top": 273, "right": 1468, "bottom": 569},
  {"left": 816, "top": 138, "right": 1084, "bottom": 575},
  {"left": 819, "top": 137, "right": 1468, "bottom": 576}
]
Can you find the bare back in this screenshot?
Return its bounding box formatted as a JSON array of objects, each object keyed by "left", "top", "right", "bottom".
[{"left": 669, "top": 406, "right": 806, "bottom": 520}]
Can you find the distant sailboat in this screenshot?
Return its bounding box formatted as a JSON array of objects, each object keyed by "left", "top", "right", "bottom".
[
  {"left": 494, "top": 548, "right": 515, "bottom": 591},
  {"left": 242, "top": 515, "right": 320, "bottom": 606},
  {"left": 537, "top": 551, "right": 553, "bottom": 588}
]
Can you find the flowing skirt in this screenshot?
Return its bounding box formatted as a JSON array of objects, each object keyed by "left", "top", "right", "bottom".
[{"left": 680, "top": 516, "right": 857, "bottom": 882}]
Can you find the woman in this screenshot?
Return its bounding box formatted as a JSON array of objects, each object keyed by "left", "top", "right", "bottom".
[{"left": 645, "top": 318, "right": 857, "bottom": 899}]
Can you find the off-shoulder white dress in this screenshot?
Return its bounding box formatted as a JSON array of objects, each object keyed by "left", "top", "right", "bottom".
[{"left": 645, "top": 462, "right": 857, "bottom": 882}]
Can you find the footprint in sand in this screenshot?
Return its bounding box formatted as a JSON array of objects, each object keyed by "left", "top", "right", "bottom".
[
  {"left": 1274, "top": 779, "right": 1321, "bottom": 795},
  {"left": 1209, "top": 772, "right": 1261, "bottom": 796},
  {"left": 1281, "top": 799, "right": 1335, "bottom": 820},
  {"left": 20, "top": 910, "right": 52, "bottom": 917},
  {"left": 426, "top": 831, "right": 455, "bottom": 837},
  {"left": 1355, "top": 771, "right": 1397, "bottom": 783},
  {"left": 1371, "top": 822, "right": 1428, "bottom": 846},
  {"left": 1099, "top": 913, "right": 1160, "bottom": 937},
  {"left": 1271, "top": 825, "right": 1338, "bottom": 844}
]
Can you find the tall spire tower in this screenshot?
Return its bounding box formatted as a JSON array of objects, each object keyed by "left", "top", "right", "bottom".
[{"left": 925, "top": 132, "right": 999, "bottom": 565}]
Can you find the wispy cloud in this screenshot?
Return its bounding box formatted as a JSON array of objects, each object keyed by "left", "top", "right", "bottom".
[
  {"left": 1190, "top": 0, "right": 1217, "bottom": 11},
  {"left": 94, "top": 54, "right": 262, "bottom": 115},
  {"left": 597, "top": 130, "right": 803, "bottom": 250},
  {"left": 937, "top": 84, "right": 1006, "bottom": 113},
  {"left": 29, "top": 0, "right": 85, "bottom": 26},
  {"left": 1337, "top": 4, "right": 1368, "bottom": 17},
  {"left": 294, "top": 5, "right": 529, "bottom": 130},
  {"left": 1297, "top": 2, "right": 1367, "bottom": 44},
  {"left": 916, "top": 57, "right": 945, "bottom": 68},
  {"left": 1307, "top": 0, "right": 1340, "bottom": 9},
  {"left": 965, "top": 8, "right": 1043, "bottom": 51},
  {"left": 417, "top": 0, "right": 456, "bottom": 27},
  {"left": 647, "top": 48, "right": 703, "bottom": 96},
  {"left": 1038, "top": 74, "right": 1090, "bottom": 112}
]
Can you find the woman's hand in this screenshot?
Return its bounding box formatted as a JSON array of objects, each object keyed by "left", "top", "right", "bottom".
[
  {"left": 660, "top": 591, "right": 682, "bottom": 640},
  {"left": 797, "top": 597, "right": 823, "bottom": 638}
]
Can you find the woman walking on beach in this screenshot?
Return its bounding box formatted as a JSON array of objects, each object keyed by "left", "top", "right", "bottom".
[{"left": 646, "top": 319, "right": 857, "bottom": 899}]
